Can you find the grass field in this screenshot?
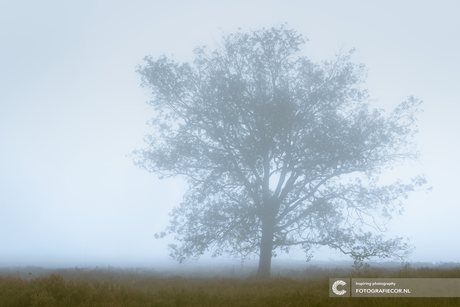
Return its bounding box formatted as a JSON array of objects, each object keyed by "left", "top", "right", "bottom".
[{"left": 0, "top": 262, "right": 459, "bottom": 306}]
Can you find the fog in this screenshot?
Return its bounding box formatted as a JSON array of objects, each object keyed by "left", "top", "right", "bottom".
[{"left": 1, "top": 0, "right": 459, "bottom": 269}]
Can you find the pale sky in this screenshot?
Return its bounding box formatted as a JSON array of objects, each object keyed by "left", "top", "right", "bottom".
[{"left": 1, "top": 0, "right": 459, "bottom": 268}]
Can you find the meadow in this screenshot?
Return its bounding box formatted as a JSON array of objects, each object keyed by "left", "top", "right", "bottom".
[{"left": 0, "top": 261, "right": 459, "bottom": 306}]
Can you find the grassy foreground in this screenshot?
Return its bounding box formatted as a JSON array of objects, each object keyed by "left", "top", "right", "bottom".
[{"left": 0, "top": 263, "right": 459, "bottom": 306}]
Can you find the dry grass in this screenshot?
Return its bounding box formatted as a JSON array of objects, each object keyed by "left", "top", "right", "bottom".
[{"left": 0, "top": 263, "right": 459, "bottom": 306}]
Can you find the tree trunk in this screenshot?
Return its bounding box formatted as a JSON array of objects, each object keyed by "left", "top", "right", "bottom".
[{"left": 256, "top": 222, "right": 274, "bottom": 279}]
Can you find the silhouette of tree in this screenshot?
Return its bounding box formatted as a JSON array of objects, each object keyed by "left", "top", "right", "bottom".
[{"left": 133, "top": 25, "right": 427, "bottom": 278}]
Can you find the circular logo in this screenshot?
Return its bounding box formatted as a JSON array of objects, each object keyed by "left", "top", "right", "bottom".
[{"left": 332, "top": 280, "right": 347, "bottom": 295}]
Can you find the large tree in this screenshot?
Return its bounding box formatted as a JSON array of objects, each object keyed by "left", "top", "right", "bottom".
[{"left": 133, "top": 25, "right": 426, "bottom": 278}]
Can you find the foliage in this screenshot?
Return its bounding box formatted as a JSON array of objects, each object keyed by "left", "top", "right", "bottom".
[{"left": 133, "top": 25, "right": 427, "bottom": 277}]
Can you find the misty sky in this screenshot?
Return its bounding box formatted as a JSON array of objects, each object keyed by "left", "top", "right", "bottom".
[{"left": 1, "top": 0, "right": 459, "bottom": 268}]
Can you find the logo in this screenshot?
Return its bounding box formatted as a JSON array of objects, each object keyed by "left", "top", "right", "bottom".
[{"left": 332, "top": 280, "right": 347, "bottom": 295}]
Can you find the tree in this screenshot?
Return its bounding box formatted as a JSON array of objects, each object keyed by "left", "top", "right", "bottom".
[{"left": 133, "top": 25, "right": 427, "bottom": 278}]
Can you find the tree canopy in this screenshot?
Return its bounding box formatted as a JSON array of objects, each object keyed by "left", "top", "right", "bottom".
[{"left": 133, "top": 25, "right": 427, "bottom": 278}]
